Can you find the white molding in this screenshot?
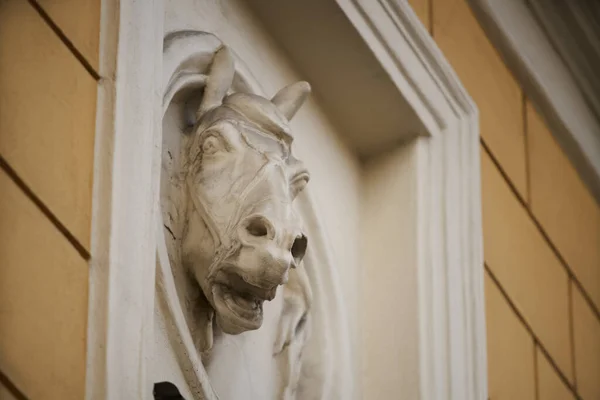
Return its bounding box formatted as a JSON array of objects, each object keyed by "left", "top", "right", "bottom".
[
  {"left": 89, "top": 0, "right": 486, "bottom": 398},
  {"left": 527, "top": 0, "right": 600, "bottom": 116},
  {"left": 468, "top": 0, "right": 600, "bottom": 202},
  {"left": 335, "top": 1, "right": 486, "bottom": 399},
  {"left": 87, "top": 0, "right": 164, "bottom": 399}
]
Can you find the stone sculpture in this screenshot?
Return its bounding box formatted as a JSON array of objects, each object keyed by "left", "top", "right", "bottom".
[
  {"left": 160, "top": 42, "right": 315, "bottom": 398},
  {"left": 183, "top": 45, "right": 310, "bottom": 333}
]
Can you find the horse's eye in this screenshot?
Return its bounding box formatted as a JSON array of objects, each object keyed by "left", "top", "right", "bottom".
[
  {"left": 290, "top": 173, "right": 309, "bottom": 198},
  {"left": 202, "top": 135, "right": 224, "bottom": 155}
]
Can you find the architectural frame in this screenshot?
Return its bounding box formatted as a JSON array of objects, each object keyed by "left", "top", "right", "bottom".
[{"left": 87, "top": 0, "right": 486, "bottom": 399}]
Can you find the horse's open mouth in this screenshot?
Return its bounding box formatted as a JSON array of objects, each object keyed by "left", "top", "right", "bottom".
[{"left": 212, "top": 271, "right": 279, "bottom": 332}]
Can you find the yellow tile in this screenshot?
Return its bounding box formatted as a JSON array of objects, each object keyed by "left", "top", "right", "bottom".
[
  {"left": 0, "top": 169, "right": 88, "bottom": 400},
  {"left": 0, "top": 0, "right": 97, "bottom": 249},
  {"left": 434, "top": 0, "right": 527, "bottom": 198},
  {"left": 537, "top": 348, "right": 575, "bottom": 400},
  {"left": 572, "top": 284, "right": 600, "bottom": 400},
  {"left": 407, "top": 0, "right": 430, "bottom": 31},
  {"left": 527, "top": 101, "right": 600, "bottom": 310},
  {"left": 481, "top": 148, "right": 573, "bottom": 381},
  {"left": 485, "top": 273, "right": 536, "bottom": 400},
  {"left": 36, "top": 0, "right": 101, "bottom": 72}
]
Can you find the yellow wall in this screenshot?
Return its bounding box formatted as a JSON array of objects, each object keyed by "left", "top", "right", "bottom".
[
  {"left": 0, "top": 0, "right": 100, "bottom": 398},
  {"left": 408, "top": 0, "right": 600, "bottom": 398}
]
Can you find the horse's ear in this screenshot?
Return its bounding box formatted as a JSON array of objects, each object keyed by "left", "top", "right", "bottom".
[
  {"left": 196, "top": 46, "right": 235, "bottom": 120},
  {"left": 271, "top": 81, "right": 311, "bottom": 121}
]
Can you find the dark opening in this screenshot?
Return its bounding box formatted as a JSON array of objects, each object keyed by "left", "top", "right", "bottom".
[{"left": 153, "top": 381, "right": 186, "bottom": 400}]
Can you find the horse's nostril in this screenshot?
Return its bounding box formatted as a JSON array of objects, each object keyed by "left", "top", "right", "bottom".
[
  {"left": 291, "top": 234, "right": 308, "bottom": 264},
  {"left": 245, "top": 216, "right": 269, "bottom": 237}
]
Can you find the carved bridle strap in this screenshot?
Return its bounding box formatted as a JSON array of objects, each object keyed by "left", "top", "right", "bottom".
[{"left": 185, "top": 123, "right": 288, "bottom": 276}]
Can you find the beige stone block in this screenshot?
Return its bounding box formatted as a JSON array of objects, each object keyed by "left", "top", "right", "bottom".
[
  {"left": 485, "top": 273, "right": 536, "bottom": 400},
  {"left": 36, "top": 0, "right": 101, "bottom": 72},
  {"left": 0, "top": 169, "right": 88, "bottom": 400},
  {"left": 572, "top": 285, "right": 600, "bottom": 400},
  {"left": 434, "top": 0, "right": 527, "bottom": 198},
  {"left": 0, "top": 0, "right": 97, "bottom": 249},
  {"left": 527, "top": 101, "right": 600, "bottom": 310},
  {"left": 537, "top": 348, "right": 575, "bottom": 400},
  {"left": 481, "top": 148, "right": 573, "bottom": 381}
]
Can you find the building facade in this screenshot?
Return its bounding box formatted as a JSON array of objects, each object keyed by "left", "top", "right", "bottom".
[{"left": 0, "top": 0, "right": 598, "bottom": 399}]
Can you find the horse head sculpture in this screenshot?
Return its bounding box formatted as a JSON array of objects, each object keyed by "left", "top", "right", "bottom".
[{"left": 181, "top": 46, "right": 311, "bottom": 335}]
